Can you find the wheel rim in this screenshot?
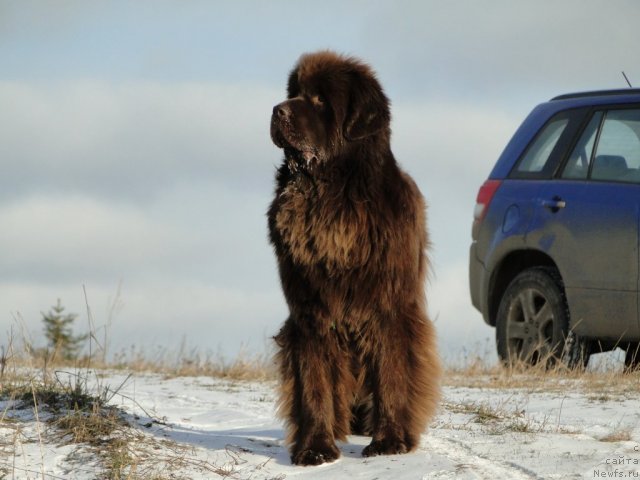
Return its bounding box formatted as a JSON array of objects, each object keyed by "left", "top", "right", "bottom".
[{"left": 505, "top": 287, "right": 556, "bottom": 364}]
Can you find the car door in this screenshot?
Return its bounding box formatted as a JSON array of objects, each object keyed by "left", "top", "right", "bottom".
[{"left": 527, "top": 108, "right": 640, "bottom": 341}]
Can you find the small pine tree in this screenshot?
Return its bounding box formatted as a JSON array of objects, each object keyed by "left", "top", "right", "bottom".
[{"left": 42, "top": 299, "right": 87, "bottom": 361}]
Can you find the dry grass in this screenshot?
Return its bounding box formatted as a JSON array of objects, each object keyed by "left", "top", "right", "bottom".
[
  {"left": 441, "top": 347, "right": 638, "bottom": 398},
  {"left": 441, "top": 395, "right": 548, "bottom": 436},
  {"left": 600, "top": 428, "right": 633, "bottom": 443},
  {"left": 1, "top": 363, "right": 257, "bottom": 479},
  {"left": 443, "top": 364, "right": 639, "bottom": 396},
  {"left": 0, "top": 327, "right": 276, "bottom": 479},
  {"left": 107, "top": 345, "right": 277, "bottom": 381},
  {"left": 4, "top": 343, "right": 277, "bottom": 383}
]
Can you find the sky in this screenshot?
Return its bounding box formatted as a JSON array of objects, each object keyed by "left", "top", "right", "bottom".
[{"left": 1, "top": 0, "right": 639, "bottom": 362}]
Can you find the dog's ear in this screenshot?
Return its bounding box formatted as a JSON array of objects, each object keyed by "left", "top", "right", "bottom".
[{"left": 344, "top": 73, "right": 390, "bottom": 141}]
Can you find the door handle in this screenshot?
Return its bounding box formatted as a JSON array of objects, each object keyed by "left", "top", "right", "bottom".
[{"left": 542, "top": 196, "right": 566, "bottom": 212}]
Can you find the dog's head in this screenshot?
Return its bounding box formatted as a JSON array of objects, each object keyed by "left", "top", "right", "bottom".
[{"left": 270, "top": 51, "right": 390, "bottom": 172}]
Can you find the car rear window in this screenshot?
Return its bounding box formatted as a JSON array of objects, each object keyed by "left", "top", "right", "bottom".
[
  {"left": 510, "top": 109, "right": 586, "bottom": 179},
  {"left": 515, "top": 118, "right": 568, "bottom": 174}
]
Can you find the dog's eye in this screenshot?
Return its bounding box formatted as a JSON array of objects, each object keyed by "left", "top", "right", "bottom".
[{"left": 310, "top": 95, "right": 324, "bottom": 108}]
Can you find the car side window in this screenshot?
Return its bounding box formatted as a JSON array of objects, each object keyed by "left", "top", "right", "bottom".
[
  {"left": 515, "top": 117, "right": 569, "bottom": 174},
  {"left": 591, "top": 109, "right": 640, "bottom": 183},
  {"left": 562, "top": 112, "right": 603, "bottom": 180}
]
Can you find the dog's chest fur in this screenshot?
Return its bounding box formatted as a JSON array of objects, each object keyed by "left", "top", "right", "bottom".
[{"left": 274, "top": 173, "right": 374, "bottom": 272}]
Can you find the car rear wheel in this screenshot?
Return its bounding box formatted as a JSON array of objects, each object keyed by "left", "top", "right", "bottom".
[{"left": 496, "top": 267, "right": 588, "bottom": 368}]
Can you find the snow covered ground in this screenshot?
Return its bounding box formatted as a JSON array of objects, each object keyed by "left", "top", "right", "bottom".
[{"left": 3, "top": 370, "right": 640, "bottom": 479}]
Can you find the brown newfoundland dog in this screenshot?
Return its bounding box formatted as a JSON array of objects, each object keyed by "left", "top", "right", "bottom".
[{"left": 268, "top": 51, "right": 441, "bottom": 466}]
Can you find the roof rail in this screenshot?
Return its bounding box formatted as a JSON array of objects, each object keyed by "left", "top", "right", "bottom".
[{"left": 552, "top": 89, "right": 640, "bottom": 101}]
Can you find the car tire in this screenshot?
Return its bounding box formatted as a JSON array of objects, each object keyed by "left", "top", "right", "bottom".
[{"left": 496, "top": 267, "right": 588, "bottom": 368}]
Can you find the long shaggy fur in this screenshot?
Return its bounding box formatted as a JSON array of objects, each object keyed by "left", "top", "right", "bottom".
[{"left": 268, "top": 51, "right": 441, "bottom": 466}]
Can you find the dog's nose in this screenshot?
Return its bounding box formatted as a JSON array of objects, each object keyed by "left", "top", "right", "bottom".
[{"left": 273, "top": 103, "right": 290, "bottom": 120}]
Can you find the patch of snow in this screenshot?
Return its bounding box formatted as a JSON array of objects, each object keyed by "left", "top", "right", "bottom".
[{"left": 3, "top": 373, "right": 640, "bottom": 479}]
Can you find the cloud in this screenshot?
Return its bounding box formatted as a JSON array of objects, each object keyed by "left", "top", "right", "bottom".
[
  {"left": 0, "top": 195, "right": 186, "bottom": 283},
  {"left": 0, "top": 81, "right": 281, "bottom": 201},
  {"left": 391, "top": 100, "right": 520, "bottom": 266},
  {"left": 0, "top": 190, "right": 284, "bottom": 358},
  {"left": 0, "top": 185, "right": 279, "bottom": 287},
  {"left": 0, "top": 78, "right": 524, "bottom": 359},
  {"left": 393, "top": 99, "right": 517, "bottom": 179},
  {"left": 3, "top": 0, "right": 639, "bottom": 365},
  {"left": 361, "top": 0, "right": 640, "bottom": 100}
]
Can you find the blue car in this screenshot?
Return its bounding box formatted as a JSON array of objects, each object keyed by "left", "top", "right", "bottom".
[{"left": 469, "top": 89, "right": 640, "bottom": 369}]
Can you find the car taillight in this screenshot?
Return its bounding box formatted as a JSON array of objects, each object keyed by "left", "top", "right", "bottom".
[{"left": 473, "top": 179, "right": 502, "bottom": 224}]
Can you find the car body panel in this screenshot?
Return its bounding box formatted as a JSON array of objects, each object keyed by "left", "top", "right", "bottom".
[{"left": 529, "top": 181, "right": 640, "bottom": 339}]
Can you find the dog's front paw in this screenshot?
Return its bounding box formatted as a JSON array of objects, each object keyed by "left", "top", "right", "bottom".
[
  {"left": 292, "top": 443, "right": 340, "bottom": 466},
  {"left": 362, "top": 438, "right": 408, "bottom": 457}
]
